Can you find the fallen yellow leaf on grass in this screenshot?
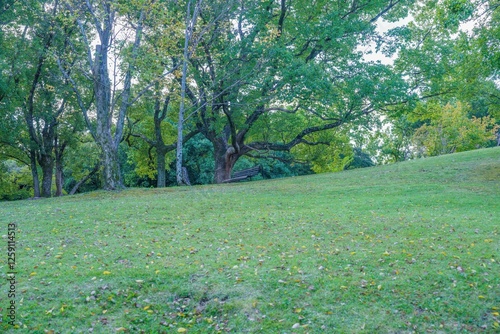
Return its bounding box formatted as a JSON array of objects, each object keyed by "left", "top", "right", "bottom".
[
  {"left": 103, "top": 271, "right": 111, "bottom": 275},
  {"left": 177, "top": 328, "right": 187, "bottom": 333}
]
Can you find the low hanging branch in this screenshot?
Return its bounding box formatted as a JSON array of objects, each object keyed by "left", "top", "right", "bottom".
[{"left": 246, "top": 118, "right": 344, "bottom": 152}]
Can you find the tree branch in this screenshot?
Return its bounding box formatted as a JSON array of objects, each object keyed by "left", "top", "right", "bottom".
[
  {"left": 69, "top": 163, "right": 100, "bottom": 195},
  {"left": 114, "top": 9, "right": 145, "bottom": 148},
  {"left": 247, "top": 119, "right": 343, "bottom": 151}
]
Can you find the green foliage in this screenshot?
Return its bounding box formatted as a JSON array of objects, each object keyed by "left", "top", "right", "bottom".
[
  {"left": 2, "top": 0, "right": 499, "bottom": 194},
  {"left": 379, "top": 114, "right": 418, "bottom": 163},
  {"left": 345, "top": 147, "right": 376, "bottom": 170},
  {"left": 0, "top": 160, "right": 33, "bottom": 200},
  {"left": 178, "top": 134, "right": 214, "bottom": 185},
  {"left": 121, "top": 144, "right": 155, "bottom": 188},
  {"left": 62, "top": 138, "right": 101, "bottom": 193},
  {"left": 292, "top": 131, "right": 354, "bottom": 173},
  {"left": 412, "top": 102, "right": 498, "bottom": 156}
]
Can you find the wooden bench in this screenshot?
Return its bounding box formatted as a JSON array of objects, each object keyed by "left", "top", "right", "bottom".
[{"left": 222, "top": 165, "right": 262, "bottom": 183}]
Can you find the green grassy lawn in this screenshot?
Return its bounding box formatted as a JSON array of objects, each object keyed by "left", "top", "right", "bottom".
[{"left": 1, "top": 148, "right": 499, "bottom": 333}]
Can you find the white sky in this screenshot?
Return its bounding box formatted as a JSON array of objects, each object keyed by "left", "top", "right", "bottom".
[{"left": 360, "top": 17, "right": 413, "bottom": 65}]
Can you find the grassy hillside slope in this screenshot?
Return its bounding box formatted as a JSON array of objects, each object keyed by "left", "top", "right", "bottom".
[{"left": 1, "top": 147, "right": 499, "bottom": 333}]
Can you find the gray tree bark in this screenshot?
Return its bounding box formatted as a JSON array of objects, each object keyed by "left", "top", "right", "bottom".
[
  {"left": 62, "top": 2, "right": 145, "bottom": 190},
  {"left": 177, "top": 0, "right": 201, "bottom": 185}
]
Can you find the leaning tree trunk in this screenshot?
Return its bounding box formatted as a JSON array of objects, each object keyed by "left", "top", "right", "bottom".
[{"left": 69, "top": 164, "right": 100, "bottom": 195}]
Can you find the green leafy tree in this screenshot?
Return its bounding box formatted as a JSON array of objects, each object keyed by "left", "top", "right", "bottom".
[
  {"left": 412, "top": 102, "right": 498, "bottom": 156},
  {"left": 0, "top": 0, "right": 87, "bottom": 197},
  {"left": 0, "top": 160, "right": 33, "bottom": 201},
  {"left": 182, "top": 0, "right": 411, "bottom": 183},
  {"left": 59, "top": 0, "right": 150, "bottom": 190}
]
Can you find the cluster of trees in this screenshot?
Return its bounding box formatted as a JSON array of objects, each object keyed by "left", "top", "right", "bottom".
[{"left": 1, "top": 0, "right": 498, "bottom": 200}]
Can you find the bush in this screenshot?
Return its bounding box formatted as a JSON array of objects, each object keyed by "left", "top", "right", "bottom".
[{"left": 0, "top": 160, "right": 32, "bottom": 201}]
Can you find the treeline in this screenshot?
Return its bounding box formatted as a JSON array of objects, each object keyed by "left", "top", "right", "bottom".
[{"left": 0, "top": 0, "right": 498, "bottom": 200}]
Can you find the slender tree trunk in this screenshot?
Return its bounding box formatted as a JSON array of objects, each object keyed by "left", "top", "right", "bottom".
[
  {"left": 157, "top": 148, "right": 167, "bottom": 188},
  {"left": 55, "top": 162, "right": 63, "bottom": 196},
  {"left": 54, "top": 136, "right": 65, "bottom": 197},
  {"left": 29, "top": 150, "right": 41, "bottom": 197},
  {"left": 55, "top": 153, "right": 64, "bottom": 197},
  {"left": 177, "top": 0, "right": 201, "bottom": 185}
]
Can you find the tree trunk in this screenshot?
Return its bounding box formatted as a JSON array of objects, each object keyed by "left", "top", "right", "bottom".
[
  {"left": 55, "top": 155, "right": 63, "bottom": 196},
  {"left": 157, "top": 148, "right": 167, "bottom": 188},
  {"left": 30, "top": 150, "right": 41, "bottom": 197},
  {"left": 54, "top": 137, "right": 65, "bottom": 196},
  {"left": 177, "top": 0, "right": 201, "bottom": 186},
  {"left": 39, "top": 153, "right": 53, "bottom": 197},
  {"left": 213, "top": 138, "right": 239, "bottom": 183},
  {"left": 93, "top": 40, "right": 123, "bottom": 191},
  {"left": 98, "top": 135, "right": 122, "bottom": 190}
]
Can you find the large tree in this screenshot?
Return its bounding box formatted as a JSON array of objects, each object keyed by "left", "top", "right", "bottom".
[
  {"left": 59, "top": 0, "right": 148, "bottom": 190},
  {"left": 0, "top": 0, "right": 85, "bottom": 197},
  {"left": 383, "top": 0, "right": 500, "bottom": 157},
  {"left": 181, "top": 0, "right": 412, "bottom": 183},
  {"left": 124, "top": 0, "right": 201, "bottom": 188}
]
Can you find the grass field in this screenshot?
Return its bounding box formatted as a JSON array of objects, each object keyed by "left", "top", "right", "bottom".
[{"left": 1, "top": 147, "right": 499, "bottom": 333}]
